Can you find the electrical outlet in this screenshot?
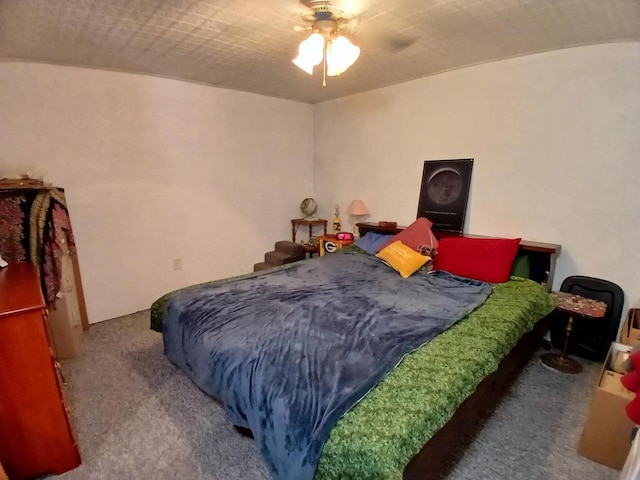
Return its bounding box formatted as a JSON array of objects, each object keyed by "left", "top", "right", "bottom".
[{"left": 173, "top": 258, "right": 182, "bottom": 270}]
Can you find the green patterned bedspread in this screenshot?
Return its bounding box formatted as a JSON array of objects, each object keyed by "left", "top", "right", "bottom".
[
  {"left": 316, "top": 276, "right": 555, "bottom": 480},
  {"left": 150, "top": 252, "right": 555, "bottom": 480}
]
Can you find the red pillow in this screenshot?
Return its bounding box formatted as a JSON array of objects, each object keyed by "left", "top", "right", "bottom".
[
  {"left": 433, "top": 237, "right": 521, "bottom": 283},
  {"left": 376, "top": 217, "right": 439, "bottom": 253}
]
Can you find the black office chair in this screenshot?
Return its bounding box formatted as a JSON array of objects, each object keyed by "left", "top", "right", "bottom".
[{"left": 550, "top": 275, "right": 625, "bottom": 362}]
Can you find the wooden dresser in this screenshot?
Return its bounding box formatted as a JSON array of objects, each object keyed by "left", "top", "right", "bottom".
[{"left": 0, "top": 263, "right": 81, "bottom": 479}]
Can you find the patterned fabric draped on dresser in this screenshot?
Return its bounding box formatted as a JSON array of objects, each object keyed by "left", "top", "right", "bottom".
[{"left": 0, "top": 188, "right": 75, "bottom": 303}]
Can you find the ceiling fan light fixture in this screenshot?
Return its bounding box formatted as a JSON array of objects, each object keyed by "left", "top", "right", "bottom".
[
  {"left": 326, "top": 35, "right": 360, "bottom": 76},
  {"left": 292, "top": 3, "right": 360, "bottom": 83},
  {"left": 292, "top": 33, "right": 325, "bottom": 74}
]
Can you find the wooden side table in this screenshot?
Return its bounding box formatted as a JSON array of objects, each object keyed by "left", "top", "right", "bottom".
[
  {"left": 291, "top": 218, "right": 327, "bottom": 243},
  {"left": 541, "top": 291, "right": 607, "bottom": 374},
  {"left": 291, "top": 219, "right": 327, "bottom": 256}
]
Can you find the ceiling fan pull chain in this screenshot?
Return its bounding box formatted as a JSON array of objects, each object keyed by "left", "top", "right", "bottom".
[{"left": 323, "top": 39, "right": 327, "bottom": 87}]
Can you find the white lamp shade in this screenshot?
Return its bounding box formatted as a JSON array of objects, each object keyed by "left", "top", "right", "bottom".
[
  {"left": 345, "top": 199, "right": 370, "bottom": 216},
  {"left": 292, "top": 33, "right": 325, "bottom": 75},
  {"left": 326, "top": 35, "right": 360, "bottom": 76}
]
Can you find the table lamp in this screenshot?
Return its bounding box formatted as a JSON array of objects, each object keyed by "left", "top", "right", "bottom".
[{"left": 345, "top": 200, "right": 370, "bottom": 236}]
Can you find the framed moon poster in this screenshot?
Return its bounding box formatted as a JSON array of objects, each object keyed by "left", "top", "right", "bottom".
[{"left": 416, "top": 158, "right": 474, "bottom": 233}]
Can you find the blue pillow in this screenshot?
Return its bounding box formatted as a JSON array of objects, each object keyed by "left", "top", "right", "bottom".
[{"left": 354, "top": 232, "right": 395, "bottom": 255}]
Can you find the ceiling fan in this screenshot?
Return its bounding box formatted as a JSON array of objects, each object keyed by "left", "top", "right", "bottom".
[
  {"left": 292, "top": 0, "right": 361, "bottom": 86},
  {"left": 293, "top": 0, "right": 359, "bottom": 34}
]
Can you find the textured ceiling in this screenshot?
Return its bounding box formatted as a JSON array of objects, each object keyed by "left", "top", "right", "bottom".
[{"left": 1, "top": 0, "right": 639, "bottom": 104}]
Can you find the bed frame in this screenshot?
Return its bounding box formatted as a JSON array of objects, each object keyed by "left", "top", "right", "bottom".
[{"left": 355, "top": 222, "right": 561, "bottom": 480}]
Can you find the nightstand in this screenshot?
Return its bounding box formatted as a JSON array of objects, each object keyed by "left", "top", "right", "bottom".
[
  {"left": 318, "top": 235, "right": 354, "bottom": 256},
  {"left": 291, "top": 218, "right": 328, "bottom": 257},
  {"left": 291, "top": 218, "right": 328, "bottom": 243}
]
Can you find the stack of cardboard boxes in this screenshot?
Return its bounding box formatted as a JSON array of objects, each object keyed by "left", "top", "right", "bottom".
[{"left": 578, "top": 309, "right": 640, "bottom": 469}]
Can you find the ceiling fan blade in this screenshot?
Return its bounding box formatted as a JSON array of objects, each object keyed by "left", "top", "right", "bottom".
[{"left": 337, "top": 16, "right": 359, "bottom": 34}]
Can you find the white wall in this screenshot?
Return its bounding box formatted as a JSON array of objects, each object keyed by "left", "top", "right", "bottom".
[
  {"left": 2, "top": 44, "right": 638, "bottom": 326},
  {"left": 314, "top": 43, "right": 640, "bottom": 322},
  {"left": 0, "top": 62, "right": 313, "bottom": 323}
]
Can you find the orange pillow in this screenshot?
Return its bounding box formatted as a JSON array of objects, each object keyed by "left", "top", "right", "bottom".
[
  {"left": 377, "top": 217, "right": 438, "bottom": 253},
  {"left": 376, "top": 241, "right": 430, "bottom": 278},
  {"left": 433, "top": 237, "right": 521, "bottom": 283}
]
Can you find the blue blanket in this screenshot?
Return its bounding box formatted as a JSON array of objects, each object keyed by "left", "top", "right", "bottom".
[{"left": 163, "top": 252, "right": 491, "bottom": 480}]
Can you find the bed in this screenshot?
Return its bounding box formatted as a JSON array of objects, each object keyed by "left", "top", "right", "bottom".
[{"left": 150, "top": 222, "right": 560, "bottom": 480}]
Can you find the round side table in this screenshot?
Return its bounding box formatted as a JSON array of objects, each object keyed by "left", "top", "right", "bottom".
[{"left": 541, "top": 291, "right": 607, "bottom": 374}]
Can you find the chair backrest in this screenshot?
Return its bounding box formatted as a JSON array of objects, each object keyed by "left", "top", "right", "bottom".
[{"left": 556, "top": 275, "right": 625, "bottom": 361}]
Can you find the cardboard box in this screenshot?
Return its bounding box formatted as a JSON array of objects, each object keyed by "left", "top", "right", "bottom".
[
  {"left": 47, "top": 253, "right": 83, "bottom": 359},
  {"left": 578, "top": 342, "right": 636, "bottom": 469},
  {"left": 613, "top": 351, "right": 631, "bottom": 374},
  {"left": 621, "top": 309, "right": 640, "bottom": 347},
  {"left": 600, "top": 371, "right": 635, "bottom": 399}
]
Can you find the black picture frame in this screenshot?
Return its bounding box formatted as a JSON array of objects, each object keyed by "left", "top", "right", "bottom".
[{"left": 416, "top": 158, "right": 474, "bottom": 234}]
